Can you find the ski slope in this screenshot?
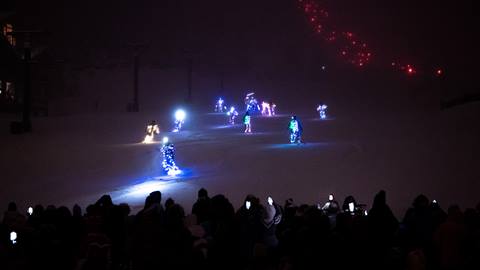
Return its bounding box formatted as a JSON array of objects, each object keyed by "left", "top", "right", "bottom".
[{"left": 0, "top": 103, "right": 479, "bottom": 217}]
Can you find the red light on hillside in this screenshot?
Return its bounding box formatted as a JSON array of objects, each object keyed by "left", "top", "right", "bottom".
[{"left": 406, "top": 65, "right": 415, "bottom": 75}]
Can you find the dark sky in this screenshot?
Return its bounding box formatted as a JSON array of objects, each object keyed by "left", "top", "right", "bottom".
[
  {"left": 11, "top": 1, "right": 477, "bottom": 61},
  {"left": 7, "top": 0, "right": 480, "bottom": 100}
]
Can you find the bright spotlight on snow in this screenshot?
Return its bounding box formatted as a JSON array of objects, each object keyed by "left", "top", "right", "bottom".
[
  {"left": 123, "top": 181, "right": 169, "bottom": 199},
  {"left": 167, "top": 168, "right": 182, "bottom": 176},
  {"left": 175, "top": 109, "right": 186, "bottom": 121}
]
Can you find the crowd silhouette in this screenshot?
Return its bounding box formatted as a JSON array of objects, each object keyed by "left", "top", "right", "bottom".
[{"left": 1, "top": 189, "right": 479, "bottom": 270}]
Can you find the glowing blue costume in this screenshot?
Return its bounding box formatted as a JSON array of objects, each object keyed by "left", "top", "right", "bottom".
[
  {"left": 161, "top": 140, "right": 181, "bottom": 176},
  {"left": 288, "top": 116, "right": 303, "bottom": 143},
  {"left": 245, "top": 93, "right": 260, "bottom": 114},
  {"left": 215, "top": 98, "right": 226, "bottom": 113},
  {"left": 227, "top": 106, "right": 239, "bottom": 125},
  {"left": 317, "top": 104, "right": 328, "bottom": 119},
  {"left": 173, "top": 109, "right": 186, "bottom": 132},
  {"left": 173, "top": 119, "right": 183, "bottom": 132}
]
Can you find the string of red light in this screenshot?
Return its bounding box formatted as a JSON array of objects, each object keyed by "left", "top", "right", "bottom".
[{"left": 296, "top": 0, "right": 444, "bottom": 77}]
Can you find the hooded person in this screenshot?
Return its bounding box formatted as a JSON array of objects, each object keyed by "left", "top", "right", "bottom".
[
  {"left": 260, "top": 197, "right": 283, "bottom": 248},
  {"left": 366, "top": 190, "right": 399, "bottom": 267},
  {"left": 192, "top": 188, "right": 211, "bottom": 224}
]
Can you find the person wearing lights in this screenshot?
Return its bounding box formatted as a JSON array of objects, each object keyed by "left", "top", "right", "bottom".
[
  {"left": 288, "top": 115, "right": 303, "bottom": 143},
  {"left": 143, "top": 120, "right": 160, "bottom": 144},
  {"left": 227, "top": 106, "right": 239, "bottom": 125},
  {"left": 173, "top": 109, "right": 186, "bottom": 132},
  {"left": 243, "top": 111, "right": 252, "bottom": 133},
  {"left": 317, "top": 103, "right": 328, "bottom": 119},
  {"left": 270, "top": 101, "right": 277, "bottom": 116},
  {"left": 161, "top": 137, "right": 181, "bottom": 176},
  {"left": 215, "top": 98, "right": 226, "bottom": 113},
  {"left": 261, "top": 101, "right": 271, "bottom": 116},
  {"left": 245, "top": 92, "right": 260, "bottom": 114}
]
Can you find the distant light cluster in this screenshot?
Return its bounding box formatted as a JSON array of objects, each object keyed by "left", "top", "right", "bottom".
[
  {"left": 297, "top": 0, "right": 445, "bottom": 77},
  {"left": 391, "top": 61, "right": 445, "bottom": 77},
  {"left": 297, "top": 0, "right": 372, "bottom": 68}
]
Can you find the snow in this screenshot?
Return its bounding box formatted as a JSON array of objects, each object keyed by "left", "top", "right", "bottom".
[{"left": 1, "top": 103, "right": 479, "bottom": 218}]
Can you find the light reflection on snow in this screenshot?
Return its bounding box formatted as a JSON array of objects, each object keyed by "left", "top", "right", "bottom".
[
  {"left": 122, "top": 179, "right": 171, "bottom": 198},
  {"left": 264, "top": 142, "right": 330, "bottom": 149},
  {"left": 210, "top": 124, "right": 240, "bottom": 129},
  {"left": 112, "top": 169, "right": 194, "bottom": 202},
  {"left": 143, "top": 134, "right": 155, "bottom": 144}
]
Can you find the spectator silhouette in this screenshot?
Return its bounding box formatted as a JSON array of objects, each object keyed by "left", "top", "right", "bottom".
[
  {"left": 3, "top": 202, "right": 26, "bottom": 231},
  {"left": 162, "top": 203, "right": 194, "bottom": 268},
  {"left": 204, "top": 194, "right": 241, "bottom": 270},
  {"left": 430, "top": 200, "right": 447, "bottom": 230},
  {"left": 1, "top": 190, "right": 478, "bottom": 269},
  {"left": 403, "top": 194, "right": 434, "bottom": 249},
  {"left": 165, "top": 197, "right": 175, "bottom": 210},
  {"left": 463, "top": 207, "right": 480, "bottom": 269},
  {"left": 131, "top": 191, "right": 164, "bottom": 269},
  {"left": 367, "top": 190, "right": 399, "bottom": 268},
  {"left": 236, "top": 194, "right": 263, "bottom": 263},
  {"left": 433, "top": 205, "right": 466, "bottom": 270},
  {"left": 192, "top": 188, "right": 211, "bottom": 225},
  {"left": 260, "top": 197, "right": 282, "bottom": 249}
]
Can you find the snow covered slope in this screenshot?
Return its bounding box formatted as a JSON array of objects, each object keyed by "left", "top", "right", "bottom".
[{"left": 1, "top": 103, "right": 479, "bottom": 217}]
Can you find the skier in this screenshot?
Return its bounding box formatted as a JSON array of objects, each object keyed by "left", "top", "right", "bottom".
[
  {"left": 143, "top": 120, "right": 160, "bottom": 143},
  {"left": 261, "top": 101, "right": 271, "bottom": 116},
  {"left": 270, "top": 101, "right": 276, "bottom": 116},
  {"left": 227, "top": 106, "right": 239, "bottom": 125},
  {"left": 161, "top": 137, "right": 181, "bottom": 176},
  {"left": 288, "top": 115, "right": 303, "bottom": 143},
  {"left": 173, "top": 109, "right": 186, "bottom": 132},
  {"left": 317, "top": 103, "right": 328, "bottom": 119},
  {"left": 245, "top": 92, "right": 260, "bottom": 114},
  {"left": 245, "top": 92, "right": 255, "bottom": 107},
  {"left": 215, "top": 98, "right": 226, "bottom": 113},
  {"left": 243, "top": 111, "right": 252, "bottom": 133}
]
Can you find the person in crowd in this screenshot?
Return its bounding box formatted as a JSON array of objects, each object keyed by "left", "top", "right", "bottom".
[
  {"left": 433, "top": 205, "right": 467, "bottom": 270},
  {"left": 3, "top": 202, "right": 26, "bottom": 231},
  {"left": 403, "top": 194, "right": 434, "bottom": 249},
  {"left": 2, "top": 190, "right": 479, "bottom": 269},
  {"left": 192, "top": 188, "right": 211, "bottom": 224}
]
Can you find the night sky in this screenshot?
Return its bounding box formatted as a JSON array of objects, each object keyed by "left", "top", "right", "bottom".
[
  {"left": 2, "top": 0, "right": 479, "bottom": 109},
  {"left": 9, "top": 1, "right": 478, "bottom": 70}
]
